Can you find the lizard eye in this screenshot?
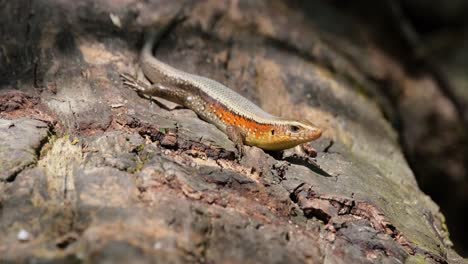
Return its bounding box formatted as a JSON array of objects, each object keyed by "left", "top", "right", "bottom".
[{"left": 289, "top": 125, "right": 300, "bottom": 133}]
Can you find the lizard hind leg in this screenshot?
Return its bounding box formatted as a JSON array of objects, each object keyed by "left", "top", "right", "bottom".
[{"left": 120, "top": 73, "right": 187, "bottom": 105}]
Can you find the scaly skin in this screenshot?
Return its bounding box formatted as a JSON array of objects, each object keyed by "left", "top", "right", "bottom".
[{"left": 122, "top": 17, "right": 322, "bottom": 152}]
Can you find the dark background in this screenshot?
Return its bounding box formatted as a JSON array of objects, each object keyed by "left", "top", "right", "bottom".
[{"left": 335, "top": 0, "right": 468, "bottom": 256}]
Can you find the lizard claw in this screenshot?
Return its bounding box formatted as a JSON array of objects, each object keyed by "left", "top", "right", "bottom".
[
  {"left": 120, "top": 73, "right": 149, "bottom": 92},
  {"left": 235, "top": 142, "right": 244, "bottom": 161}
]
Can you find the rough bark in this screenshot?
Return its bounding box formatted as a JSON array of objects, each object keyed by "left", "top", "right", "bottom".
[{"left": 0, "top": 0, "right": 466, "bottom": 263}]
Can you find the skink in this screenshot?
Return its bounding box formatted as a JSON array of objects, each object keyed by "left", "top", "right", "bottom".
[{"left": 122, "top": 17, "right": 322, "bottom": 154}]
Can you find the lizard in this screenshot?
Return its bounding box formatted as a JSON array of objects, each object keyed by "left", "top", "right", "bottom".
[{"left": 121, "top": 16, "right": 322, "bottom": 157}]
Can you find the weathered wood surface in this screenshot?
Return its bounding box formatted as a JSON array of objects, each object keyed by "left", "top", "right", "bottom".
[{"left": 0, "top": 0, "right": 466, "bottom": 263}]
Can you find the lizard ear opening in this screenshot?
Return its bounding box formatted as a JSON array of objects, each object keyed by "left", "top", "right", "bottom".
[{"left": 271, "top": 129, "right": 275, "bottom": 135}]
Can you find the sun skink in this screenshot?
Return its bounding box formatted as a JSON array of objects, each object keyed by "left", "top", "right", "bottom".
[{"left": 121, "top": 16, "right": 322, "bottom": 155}]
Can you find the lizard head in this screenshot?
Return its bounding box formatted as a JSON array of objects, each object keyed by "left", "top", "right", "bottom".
[
  {"left": 285, "top": 120, "right": 322, "bottom": 141},
  {"left": 249, "top": 120, "right": 322, "bottom": 151}
]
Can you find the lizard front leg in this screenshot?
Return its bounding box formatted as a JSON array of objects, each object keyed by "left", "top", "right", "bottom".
[{"left": 226, "top": 125, "right": 245, "bottom": 160}]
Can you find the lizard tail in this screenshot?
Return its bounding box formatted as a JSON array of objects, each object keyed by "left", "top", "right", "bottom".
[{"left": 141, "top": 12, "right": 187, "bottom": 59}]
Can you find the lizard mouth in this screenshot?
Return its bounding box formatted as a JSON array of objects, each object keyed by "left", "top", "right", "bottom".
[
  {"left": 308, "top": 128, "right": 322, "bottom": 140},
  {"left": 291, "top": 128, "right": 322, "bottom": 141}
]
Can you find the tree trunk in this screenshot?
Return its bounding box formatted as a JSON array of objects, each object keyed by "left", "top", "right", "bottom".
[{"left": 0, "top": 0, "right": 466, "bottom": 263}]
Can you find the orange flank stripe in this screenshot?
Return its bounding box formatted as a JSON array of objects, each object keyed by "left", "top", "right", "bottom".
[{"left": 210, "top": 103, "right": 273, "bottom": 138}]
